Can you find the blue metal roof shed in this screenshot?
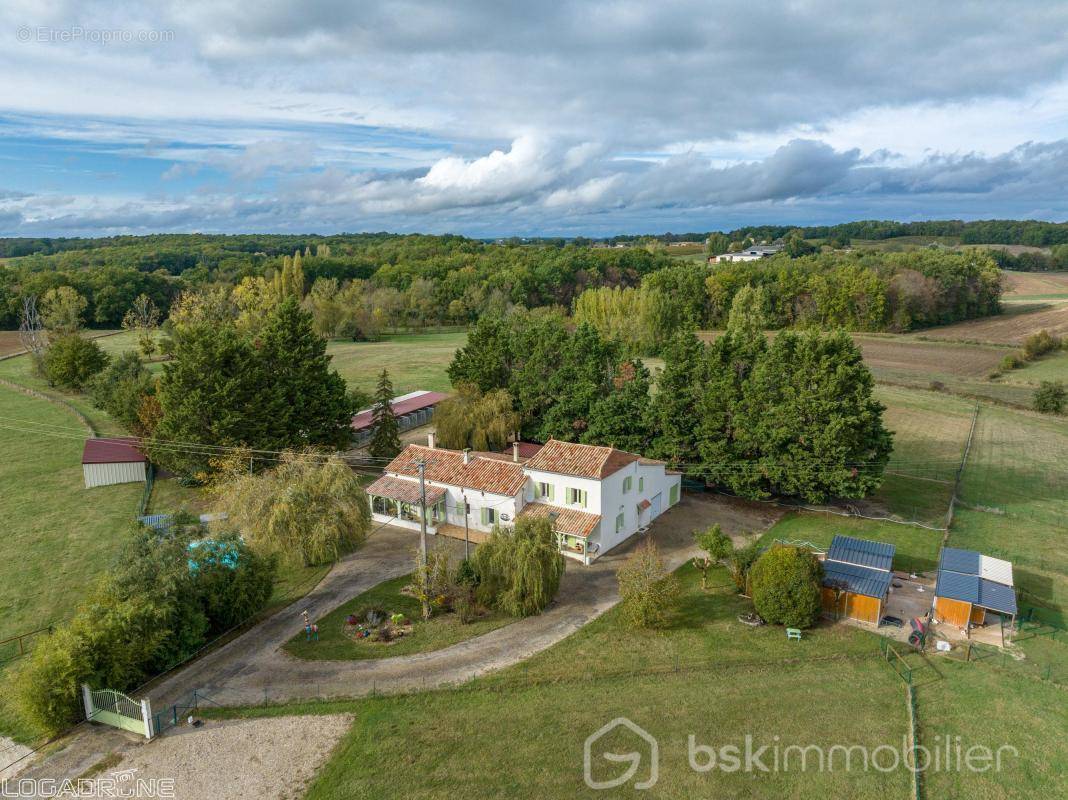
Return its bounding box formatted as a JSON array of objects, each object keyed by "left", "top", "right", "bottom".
[
  {"left": 827, "top": 535, "right": 895, "bottom": 572},
  {"left": 823, "top": 561, "right": 892, "bottom": 599},
  {"left": 934, "top": 546, "right": 1018, "bottom": 639}
]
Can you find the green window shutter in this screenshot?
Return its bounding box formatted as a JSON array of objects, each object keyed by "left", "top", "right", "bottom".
[
  {"left": 548, "top": 484, "right": 555, "bottom": 501},
  {"left": 615, "top": 513, "right": 624, "bottom": 533},
  {"left": 623, "top": 477, "right": 632, "bottom": 494},
  {"left": 480, "top": 507, "right": 488, "bottom": 525},
  {"left": 670, "top": 484, "right": 679, "bottom": 505},
  {"left": 639, "top": 477, "right": 644, "bottom": 492}
]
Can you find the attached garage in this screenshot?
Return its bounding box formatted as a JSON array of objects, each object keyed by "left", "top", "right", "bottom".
[
  {"left": 933, "top": 547, "right": 1017, "bottom": 636},
  {"left": 82, "top": 437, "right": 148, "bottom": 489},
  {"left": 820, "top": 535, "right": 895, "bottom": 626}
]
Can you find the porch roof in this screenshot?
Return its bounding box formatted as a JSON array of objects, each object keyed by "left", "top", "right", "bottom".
[
  {"left": 517, "top": 501, "right": 601, "bottom": 538},
  {"left": 366, "top": 474, "right": 446, "bottom": 505}
]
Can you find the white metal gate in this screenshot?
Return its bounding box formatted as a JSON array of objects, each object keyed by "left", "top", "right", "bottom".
[{"left": 82, "top": 684, "right": 154, "bottom": 739}]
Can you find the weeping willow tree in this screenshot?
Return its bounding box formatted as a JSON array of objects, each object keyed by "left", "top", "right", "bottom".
[
  {"left": 473, "top": 515, "right": 565, "bottom": 617},
  {"left": 216, "top": 450, "right": 369, "bottom": 566},
  {"left": 433, "top": 383, "right": 518, "bottom": 452}
]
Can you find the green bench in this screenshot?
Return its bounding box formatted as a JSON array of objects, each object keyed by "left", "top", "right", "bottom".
[{"left": 786, "top": 628, "right": 802, "bottom": 641}]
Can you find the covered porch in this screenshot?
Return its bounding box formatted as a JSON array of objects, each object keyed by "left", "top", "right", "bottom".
[
  {"left": 518, "top": 502, "right": 602, "bottom": 565},
  {"left": 365, "top": 474, "right": 447, "bottom": 532}
]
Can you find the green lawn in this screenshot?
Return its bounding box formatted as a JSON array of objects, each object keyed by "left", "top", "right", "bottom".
[
  {"left": 214, "top": 564, "right": 915, "bottom": 799},
  {"left": 284, "top": 573, "right": 513, "bottom": 661},
  {"left": 873, "top": 385, "right": 975, "bottom": 526},
  {"left": 915, "top": 659, "right": 1067, "bottom": 799},
  {"left": 0, "top": 385, "right": 142, "bottom": 646},
  {"left": 325, "top": 333, "right": 467, "bottom": 396}
]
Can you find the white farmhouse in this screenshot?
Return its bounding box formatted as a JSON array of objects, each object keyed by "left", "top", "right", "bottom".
[{"left": 366, "top": 437, "right": 682, "bottom": 564}]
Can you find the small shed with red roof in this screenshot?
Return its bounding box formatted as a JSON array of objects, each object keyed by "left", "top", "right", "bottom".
[{"left": 82, "top": 437, "right": 148, "bottom": 488}]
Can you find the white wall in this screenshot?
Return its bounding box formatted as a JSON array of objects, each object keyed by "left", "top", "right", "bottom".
[{"left": 83, "top": 461, "right": 147, "bottom": 489}]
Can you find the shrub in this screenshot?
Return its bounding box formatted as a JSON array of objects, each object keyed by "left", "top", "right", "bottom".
[
  {"left": 1034, "top": 381, "right": 1066, "bottom": 414},
  {"left": 90, "top": 351, "right": 154, "bottom": 432},
  {"left": 617, "top": 541, "right": 680, "bottom": 629},
  {"left": 42, "top": 334, "right": 109, "bottom": 390},
  {"left": 1022, "top": 330, "right": 1061, "bottom": 360},
  {"left": 473, "top": 516, "right": 565, "bottom": 617},
  {"left": 749, "top": 546, "right": 823, "bottom": 628},
  {"left": 1000, "top": 353, "right": 1023, "bottom": 371},
  {"left": 726, "top": 542, "right": 761, "bottom": 593}
]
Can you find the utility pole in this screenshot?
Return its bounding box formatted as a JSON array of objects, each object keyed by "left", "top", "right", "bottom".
[
  {"left": 417, "top": 460, "right": 430, "bottom": 620},
  {"left": 417, "top": 460, "right": 428, "bottom": 567},
  {"left": 463, "top": 498, "right": 470, "bottom": 560}
]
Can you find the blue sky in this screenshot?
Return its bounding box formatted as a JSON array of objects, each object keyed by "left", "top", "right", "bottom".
[{"left": 2, "top": 1, "right": 1068, "bottom": 237}]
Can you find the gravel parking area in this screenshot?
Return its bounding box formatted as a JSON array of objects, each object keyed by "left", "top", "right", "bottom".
[{"left": 114, "top": 715, "right": 352, "bottom": 800}]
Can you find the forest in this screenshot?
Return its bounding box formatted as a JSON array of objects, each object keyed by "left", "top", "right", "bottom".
[{"left": 0, "top": 232, "right": 1004, "bottom": 340}]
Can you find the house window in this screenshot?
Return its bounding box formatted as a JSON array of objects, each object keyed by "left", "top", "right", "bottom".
[
  {"left": 622, "top": 476, "right": 632, "bottom": 494},
  {"left": 566, "top": 488, "right": 587, "bottom": 508},
  {"left": 670, "top": 483, "right": 680, "bottom": 505},
  {"left": 431, "top": 499, "right": 446, "bottom": 523},
  {"left": 535, "top": 481, "right": 554, "bottom": 501},
  {"left": 371, "top": 495, "right": 393, "bottom": 515},
  {"left": 480, "top": 507, "right": 498, "bottom": 526},
  {"left": 639, "top": 476, "right": 644, "bottom": 492},
  {"left": 615, "top": 512, "right": 624, "bottom": 533},
  {"left": 399, "top": 502, "right": 421, "bottom": 522}
]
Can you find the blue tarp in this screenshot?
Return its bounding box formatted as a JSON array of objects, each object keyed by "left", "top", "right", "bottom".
[{"left": 187, "top": 539, "right": 240, "bottom": 572}]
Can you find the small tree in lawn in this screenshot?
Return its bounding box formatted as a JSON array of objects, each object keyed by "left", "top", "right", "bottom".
[
  {"left": 42, "top": 334, "right": 109, "bottom": 390},
  {"left": 411, "top": 549, "right": 451, "bottom": 621},
  {"left": 692, "top": 524, "right": 733, "bottom": 590},
  {"left": 749, "top": 545, "right": 822, "bottom": 628},
  {"left": 1033, "top": 381, "right": 1066, "bottom": 414},
  {"left": 726, "top": 542, "right": 761, "bottom": 594},
  {"left": 617, "top": 541, "right": 680, "bottom": 629},
  {"left": 368, "top": 369, "right": 402, "bottom": 459}
]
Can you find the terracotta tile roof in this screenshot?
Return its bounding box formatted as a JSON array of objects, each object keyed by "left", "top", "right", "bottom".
[
  {"left": 523, "top": 439, "right": 639, "bottom": 479},
  {"left": 498, "top": 441, "right": 544, "bottom": 460},
  {"left": 385, "top": 445, "right": 527, "bottom": 497},
  {"left": 365, "top": 474, "right": 446, "bottom": 505},
  {"left": 517, "top": 501, "right": 601, "bottom": 538},
  {"left": 82, "top": 437, "right": 147, "bottom": 465}
]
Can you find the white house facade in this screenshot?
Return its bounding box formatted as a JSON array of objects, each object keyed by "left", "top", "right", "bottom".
[{"left": 366, "top": 437, "right": 682, "bottom": 565}]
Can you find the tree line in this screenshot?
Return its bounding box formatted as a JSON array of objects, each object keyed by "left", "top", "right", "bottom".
[{"left": 447, "top": 293, "right": 892, "bottom": 503}]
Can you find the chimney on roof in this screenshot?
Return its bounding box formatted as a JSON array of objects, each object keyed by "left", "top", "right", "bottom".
[
  {"left": 463, "top": 448, "right": 471, "bottom": 465},
  {"left": 512, "top": 441, "right": 520, "bottom": 462},
  {"left": 427, "top": 432, "right": 436, "bottom": 449}
]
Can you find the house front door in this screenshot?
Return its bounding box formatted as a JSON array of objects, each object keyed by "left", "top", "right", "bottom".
[{"left": 650, "top": 493, "right": 662, "bottom": 518}]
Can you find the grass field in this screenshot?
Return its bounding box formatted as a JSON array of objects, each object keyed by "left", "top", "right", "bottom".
[
  {"left": 0, "top": 385, "right": 141, "bottom": 646},
  {"left": 284, "top": 573, "right": 514, "bottom": 661},
  {"left": 1000, "top": 270, "right": 1068, "bottom": 303},
  {"left": 214, "top": 564, "right": 918, "bottom": 799},
  {"left": 951, "top": 405, "right": 1068, "bottom": 623},
  {"left": 326, "top": 333, "right": 466, "bottom": 396},
  {"left": 211, "top": 561, "right": 1068, "bottom": 799},
  {"left": 870, "top": 385, "right": 975, "bottom": 526}
]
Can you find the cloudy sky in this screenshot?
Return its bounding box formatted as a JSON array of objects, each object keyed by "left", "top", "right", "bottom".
[{"left": 2, "top": 1, "right": 1068, "bottom": 237}]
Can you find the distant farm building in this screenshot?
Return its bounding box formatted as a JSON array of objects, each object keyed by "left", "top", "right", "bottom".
[
  {"left": 820, "top": 535, "right": 896, "bottom": 625},
  {"left": 710, "top": 244, "right": 783, "bottom": 263},
  {"left": 351, "top": 390, "right": 448, "bottom": 444},
  {"left": 933, "top": 547, "right": 1017, "bottom": 633},
  {"left": 82, "top": 437, "right": 148, "bottom": 488}
]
